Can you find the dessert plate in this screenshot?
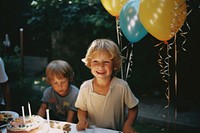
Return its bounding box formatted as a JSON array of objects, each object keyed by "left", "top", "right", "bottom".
[{"left": 0, "top": 111, "right": 19, "bottom": 128}]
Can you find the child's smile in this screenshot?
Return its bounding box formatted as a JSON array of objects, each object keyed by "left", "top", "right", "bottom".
[{"left": 91, "top": 52, "right": 113, "bottom": 79}]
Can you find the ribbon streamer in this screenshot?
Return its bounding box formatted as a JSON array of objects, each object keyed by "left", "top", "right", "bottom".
[
  {"left": 116, "top": 17, "right": 124, "bottom": 80},
  {"left": 155, "top": 1, "right": 192, "bottom": 131},
  {"left": 155, "top": 41, "right": 172, "bottom": 129},
  {"left": 116, "top": 17, "right": 133, "bottom": 81},
  {"left": 125, "top": 44, "right": 134, "bottom": 81},
  {"left": 179, "top": 20, "right": 191, "bottom": 51}
]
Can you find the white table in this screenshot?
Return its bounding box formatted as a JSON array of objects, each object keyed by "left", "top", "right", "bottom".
[{"left": 1, "top": 120, "right": 121, "bottom": 133}]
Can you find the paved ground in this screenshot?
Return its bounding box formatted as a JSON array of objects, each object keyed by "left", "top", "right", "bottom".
[{"left": 137, "top": 97, "right": 200, "bottom": 133}]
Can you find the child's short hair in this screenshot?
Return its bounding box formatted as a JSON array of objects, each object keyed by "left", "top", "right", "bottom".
[
  {"left": 46, "top": 60, "right": 74, "bottom": 84},
  {"left": 82, "top": 39, "right": 123, "bottom": 74}
]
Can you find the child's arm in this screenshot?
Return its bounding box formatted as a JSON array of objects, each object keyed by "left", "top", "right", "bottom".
[
  {"left": 123, "top": 105, "right": 138, "bottom": 133},
  {"left": 37, "top": 103, "right": 48, "bottom": 118},
  {"left": 67, "top": 110, "right": 76, "bottom": 122},
  {"left": 76, "top": 109, "right": 88, "bottom": 131}
]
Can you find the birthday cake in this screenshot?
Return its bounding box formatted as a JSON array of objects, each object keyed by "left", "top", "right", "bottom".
[{"left": 7, "top": 115, "right": 45, "bottom": 133}]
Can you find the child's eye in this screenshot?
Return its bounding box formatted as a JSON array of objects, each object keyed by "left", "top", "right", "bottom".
[
  {"left": 104, "top": 61, "right": 110, "bottom": 64},
  {"left": 103, "top": 61, "right": 111, "bottom": 64},
  {"left": 62, "top": 80, "right": 67, "bottom": 83},
  {"left": 91, "top": 60, "right": 98, "bottom": 64},
  {"left": 92, "top": 60, "right": 98, "bottom": 63}
]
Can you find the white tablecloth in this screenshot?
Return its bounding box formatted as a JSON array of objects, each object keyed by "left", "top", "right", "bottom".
[{"left": 1, "top": 120, "right": 121, "bottom": 133}]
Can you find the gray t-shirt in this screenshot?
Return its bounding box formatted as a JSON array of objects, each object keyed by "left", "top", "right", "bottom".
[{"left": 41, "top": 84, "right": 79, "bottom": 121}]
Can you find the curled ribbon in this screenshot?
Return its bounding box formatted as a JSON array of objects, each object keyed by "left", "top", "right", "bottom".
[{"left": 116, "top": 17, "right": 124, "bottom": 80}]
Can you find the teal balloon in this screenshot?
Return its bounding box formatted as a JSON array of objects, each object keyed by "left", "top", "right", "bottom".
[{"left": 120, "top": 0, "right": 147, "bottom": 43}]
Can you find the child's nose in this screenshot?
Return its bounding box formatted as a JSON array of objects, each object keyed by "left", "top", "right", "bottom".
[
  {"left": 58, "top": 83, "right": 63, "bottom": 88},
  {"left": 98, "top": 62, "right": 104, "bottom": 68}
]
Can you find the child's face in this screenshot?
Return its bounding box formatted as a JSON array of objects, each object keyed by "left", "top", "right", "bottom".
[
  {"left": 50, "top": 76, "right": 70, "bottom": 96},
  {"left": 90, "top": 52, "right": 113, "bottom": 80}
]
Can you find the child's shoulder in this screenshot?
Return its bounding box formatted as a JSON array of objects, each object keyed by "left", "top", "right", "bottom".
[
  {"left": 79, "top": 79, "right": 93, "bottom": 90},
  {"left": 69, "top": 84, "right": 79, "bottom": 92},
  {"left": 42, "top": 86, "right": 54, "bottom": 96},
  {"left": 43, "top": 86, "right": 53, "bottom": 92},
  {"left": 112, "top": 77, "right": 128, "bottom": 85},
  {"left": 81, "top": 79, "right": 93, "bottom": 86}
]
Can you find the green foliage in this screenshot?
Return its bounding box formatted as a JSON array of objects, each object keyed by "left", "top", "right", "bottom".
[
  {"left": 2, "top": 55, "right": 22, "bottom": 81},
  {"left": 26, "top": 0, "right": 116, "bottom": 84},
  {"left": 27, "top": 0, "right": 115, "bottom": 41},
  {"left": 1, "top": 53, "right": 22, "bottom": 82},
  {"left": 0, "top": 39, "right": 22, "bottom": 81}
]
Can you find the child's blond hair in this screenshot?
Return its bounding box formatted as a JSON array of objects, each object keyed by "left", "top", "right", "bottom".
[
  {"left": 46, "top": 60, "right": 74, "bottom": 84},
  {"left": 82, "top": 39, "right": 123, "bottom": 74}
]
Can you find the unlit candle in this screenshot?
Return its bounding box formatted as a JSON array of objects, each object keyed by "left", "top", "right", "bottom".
[
  {"left": 46, "top": 109, "right": 50, "bottom": 127},
  {"left": 22, "top": 106, "right": 25, "bottom": 124},
  {"left": 28, "top": 102, "right": 32, "bottom": 117}
]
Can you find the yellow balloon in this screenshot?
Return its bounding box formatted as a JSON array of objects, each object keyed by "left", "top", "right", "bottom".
[
  {"left": 101, "top": 0, "right": 128, "bottom": 17},
  {"left": 139, "top": 0, "right": 187, "bottom": 41}
]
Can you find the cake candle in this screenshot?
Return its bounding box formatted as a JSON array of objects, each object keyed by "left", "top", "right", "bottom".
[
  {"left": 28, "top": 102, "right": 32, "bottom": 117},
  {"left": 46, "top": 109, "right": 50, "bottom": 127},
  {"left": 22, "top": 106, "right": 25, "bottom": 124}
]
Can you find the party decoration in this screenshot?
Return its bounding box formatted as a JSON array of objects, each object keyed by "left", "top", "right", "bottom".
[
  {"left": 120, "top": 0, "right": 148, "bottom": 43},
  {"left": 101, "top": 0, "right": 128, "bottom": 17},
  {"left": 28, "top": 102, "right": 32, "bottom": 117},
  {"left": 46, "top": 109, "right": 50, "bottom": 127},
  {"left": 139, "top": 0, "right": 187, "bottom": 41},
  {"left": 22, "top": 106, "right": 25, "bottom": 124}
]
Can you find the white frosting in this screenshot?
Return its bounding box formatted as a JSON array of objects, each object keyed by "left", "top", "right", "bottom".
[{"left": 7, "top": 115, "right": 44, "bottom": 132}]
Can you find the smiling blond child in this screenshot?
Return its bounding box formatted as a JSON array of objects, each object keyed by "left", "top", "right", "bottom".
[{"left": 75, "top": 39, "right": 139, "bottom": 133}]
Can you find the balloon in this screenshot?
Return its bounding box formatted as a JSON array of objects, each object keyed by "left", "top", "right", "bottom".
[
  {"left": 101, "top": 0, "right": 128, "bottom": 17},
  {"left": 139, "top": 0, "right": 187, "bottom": 41},
  {"left": 119, "top": 0, "right": 148, "bottom": 43}
]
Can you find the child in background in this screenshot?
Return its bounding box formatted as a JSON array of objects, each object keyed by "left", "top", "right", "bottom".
[
  {"left": 0, "top": 57, "right": 11, "bottom": 110},
  {"left": 37, "top": 60, "right": 79, "bottom": 122},
  {"left": 75, "top": 39, "right": 139, "bottom": 133}
]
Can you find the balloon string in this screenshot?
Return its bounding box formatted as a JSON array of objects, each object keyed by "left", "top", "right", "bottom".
[
  {"left": 121, "top": 45, "right": 128, "bottom": 52},
  {"left": 124, "top": 45, "right": 130, "bottom": 81},
  {"left": 179, "top": 16, "right": 191, "bottom": 51},
  {"left": 173, "top": 6, "right": 192, "bottom": 123},
  {"left": 173, "top": 36, "right": 177, "bottom": 97},
  {"left": 155, "top": 42, "right": 170, "bottom": 104},
  {"left": 169, "top": 8, "right": 192, "bottom": 131},
  {"left": 173, "top": 35, "right": 178, "bottom": 132},
  {"left": 187, "top": 8, "right": 193, "bottom": 16},
  {"left": 165, "top": 42, "right": 172, "bottom": 131},
  {"left": 125, "top": 45, "right": 133, "bottom": 81},
  {"left": 116, "top": 17, "right": 124, "bottom": 80},
  {"left": 170, "top": 3, "right": 192, "bottom": 132},
  {"left": 155, "top": 41, "right": 171, "bottom": 130},
  {"left": 166, "top": 41, "right": 171, "bottom": 109}
]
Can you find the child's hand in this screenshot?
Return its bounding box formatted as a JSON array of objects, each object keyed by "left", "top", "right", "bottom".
[
  {"left": 76, "top": 120, "right": 89, "bottom": 131},
  {"left": 123, "top": 123, "right": 137, "bottom": 133}
]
